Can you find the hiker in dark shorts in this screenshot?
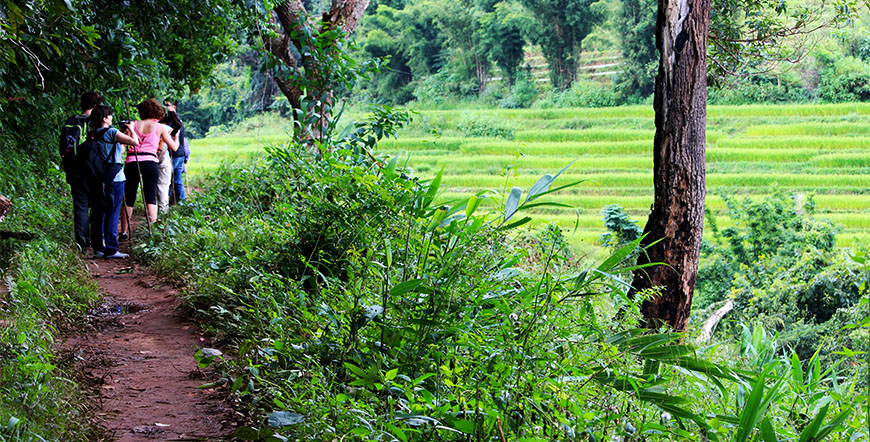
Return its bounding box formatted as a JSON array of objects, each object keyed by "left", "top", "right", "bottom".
[
  {"left": 118, "top": 99, "right": 179, "bottom": 239},
  {"left": 59, "top": 92, "right": 102, "bottom": 251}
]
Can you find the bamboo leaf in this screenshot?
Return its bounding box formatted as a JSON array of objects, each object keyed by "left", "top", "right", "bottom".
[
  {"left": 504, "top": 186, "right": 522, "bottom": 221},
  {"left": 798, "top": 404, "right": 829, "bottom": 442},
  {"left": 390, "top": 279, "right": 425, "bottom": 296}
]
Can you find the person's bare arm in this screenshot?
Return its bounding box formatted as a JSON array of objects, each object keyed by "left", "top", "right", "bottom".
[
  {"left": 160, "top": 124, "right": 180, "bottom": 151},
  {"left": 116, "top": 122, "right": 140, "bottom": 146}
]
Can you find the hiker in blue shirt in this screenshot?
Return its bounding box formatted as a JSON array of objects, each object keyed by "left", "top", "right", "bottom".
[{"left": 87, "top": 105, "right": 139, "bottom": 259}]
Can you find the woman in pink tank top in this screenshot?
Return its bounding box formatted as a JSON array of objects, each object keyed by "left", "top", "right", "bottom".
[{"left": 119, "top": 98, "right": 179, "bottom": 238}]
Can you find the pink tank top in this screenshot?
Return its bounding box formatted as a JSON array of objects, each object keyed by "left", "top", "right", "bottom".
[{"left": 126, "top": 120, "right": 160, "bottom": 163}]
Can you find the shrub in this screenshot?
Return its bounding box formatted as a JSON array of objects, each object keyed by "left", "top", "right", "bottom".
[
  {"left": 817, "top": 56, "right": 870, "bottom": 102},
  {"left": 455, "top": 114, "right": 515, "bottom": 139},
  {"left": 498, "top": 71, "right": 539, "bottom": 109},
  {"left": 708, "top": 74, "right": 813, "bottom": 105}
]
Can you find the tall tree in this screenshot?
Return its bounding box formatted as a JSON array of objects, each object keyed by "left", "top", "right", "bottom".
[
  {"left": 628, "top": 0, "right": 711, "bottom": 331},
  {"left": 520, "top": 0, "right": 602, "bottom": 90},
  {"left": 480, "top": 1, "right": 528, "bottom": 87},
  {"left": 263, "top": 0, "right": 372, "bottom": 140},
  {"left": 615, "top": 0, "right": 656, "bottom": 99},
  {"left": 630, "top": 0, "right": 863, "bottom": 330}
]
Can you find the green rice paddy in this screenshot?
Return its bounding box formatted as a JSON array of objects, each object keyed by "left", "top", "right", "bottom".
[{"left": 191, "top": 103, "right": 870, "bottom": 255}]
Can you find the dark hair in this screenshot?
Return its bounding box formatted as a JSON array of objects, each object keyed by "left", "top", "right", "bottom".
[
  {"left": 88, "top": 105, "right": 113, "bottom": 130},
  {"left": 80, "top": 92, "right": 102, "bottom": 112},
  {"left": 136, "top": 98, "right": 165, "bottom": 120},
  {"left": 159, "top": 110, "right": 183, "bottom": 130}
]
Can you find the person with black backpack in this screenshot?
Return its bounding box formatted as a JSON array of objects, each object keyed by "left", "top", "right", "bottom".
[
  {"left": 86, "top": 105, "right": 139, "bottom": 259},
  {"left": 59, "top": 92, "right": 102, "bottom": 251}
]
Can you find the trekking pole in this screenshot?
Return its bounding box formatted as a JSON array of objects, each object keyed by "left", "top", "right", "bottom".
[{"left": 125, "top": 99, "right": 152, "bottom": 237}]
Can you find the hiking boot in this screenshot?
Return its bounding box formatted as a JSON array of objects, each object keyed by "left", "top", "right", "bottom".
[
  {"left": 105, "top": 251, "right": 129, "bottom": 259},
  {"left": 118, "top": 232, "right": 129, "bottom": 242},
  {"left": 93, "top": 251, "right": 105, "bottom": 259}
]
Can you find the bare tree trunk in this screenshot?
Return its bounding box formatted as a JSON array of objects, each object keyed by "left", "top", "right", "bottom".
[{"left": 629, "top": 0, "right": 710, "bottom": 331}]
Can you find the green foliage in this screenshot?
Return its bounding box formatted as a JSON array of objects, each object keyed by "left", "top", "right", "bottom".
[
  {"left": 456, "top": 114, "right": 515, "bottom": 139},
  {"left": 497, "top": 67, "right": 539, "bottom": 108},
  {"left": 0, "top": 239, "right": 101, "bottom": 442},
  {"left": 359, "top": 2, "right": 447, "bottom": 103},
  {"left": 600, "top": 204, "right": 643, "bottom": 250},
  {"left": 697, "top": 191, "right": 870, "bottom": 375},
  {"left": 817, "top": 56, "right": 870, "bottom": 103},
  {"left": 147, "top": 111, "right": 869, "bottom": 441},
  {"left": 537, "top": 79, "right": 621, "bottom": 107},
  {"left": 479, "top": 1, "right": 528, "bottom": 87},
  {"left": 708, "top": 74, "right": 814, "bottom": 105}
]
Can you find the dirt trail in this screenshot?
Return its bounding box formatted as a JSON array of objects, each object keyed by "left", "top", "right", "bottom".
[{"left": 64, "top": 255, "right": 233, "bottom": 441}]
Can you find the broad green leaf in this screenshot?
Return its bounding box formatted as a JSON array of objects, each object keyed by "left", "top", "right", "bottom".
[
  {"left": 453, "top": 419, "right": 475, "bottom": 434},
  {"left": 344, "top": 362, "right": 366, "bottom": 378},
  {"left": 421, "top": 168, "right": 443, "bottom": 209},
  {"left": 525, "top": 173, "right": 555, "bottom": 203},
  {"left": 499, "top": 216, "right": 532, "bottom": 230},
  {"left": 385, "top": 368, "right": 398, "bottom": 381},
  {"left": 760, "top": 417, "right": 777, "bottom": 442},
  {"left": 267, "top": 411, "right": 304, "bottom": 427},
  {"left": 466, "top": 194, "right": 483, "bottom": 218},
  {"left": 504, "top": 186, "right": 522, "bottom": 221},
  {"left": 390, "top": 279, "right": 425, "bottom": 296},
  {"left": 385, "top": 423, "right": 408, "bottom": 442},
  {"left": 798, "top": 404, "right": 829, "bottom": 442},
  {"left": 814, "top": 408, "right": 853, "bottom": 441}
]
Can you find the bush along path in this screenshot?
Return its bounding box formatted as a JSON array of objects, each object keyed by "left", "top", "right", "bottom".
[{"left": 63, "top": 253, "right": 234, "bottom": 441}]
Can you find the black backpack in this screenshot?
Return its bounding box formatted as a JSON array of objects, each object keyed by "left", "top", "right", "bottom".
[
  {"left": 76, "top": 128, "right": 113, "bottom": 183},
  {"left": 59, "top": 116, "right": 89, "bottom": 173}
]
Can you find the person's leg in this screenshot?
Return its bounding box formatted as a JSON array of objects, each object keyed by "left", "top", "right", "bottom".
[
  {"left": 88, "top": 181, "right": 106, "bottom": 257},
  {"left": 69, "top": 178, "right": 90, "bottom": 251},
  {"left": 171, "top": 156, "right": 186, "bottom": 203},
  {"left": 104, "top": 181, "right": 126, "bottom": 258},
  {"left": 121, "top": 163, "right": 139, "bottom": 237},
  {"left": 142, "top": 162, "right": 160, "bottom": 224},
  {"left": 156, "top": 155, "right": 171, "bottom": 214}
]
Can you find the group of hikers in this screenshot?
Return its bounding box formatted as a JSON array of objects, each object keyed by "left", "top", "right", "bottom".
[{"left": 60, "top": 92, "right": 190, "bottom": 259}]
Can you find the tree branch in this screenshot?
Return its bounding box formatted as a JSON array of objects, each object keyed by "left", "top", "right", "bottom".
[{"left": 699, "top": 300, "right": 733, "bottom": 343}]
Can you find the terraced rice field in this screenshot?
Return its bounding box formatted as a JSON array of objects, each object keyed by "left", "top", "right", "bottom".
[{"left": 192, "top": 103, "right": 870, "bottom": 255}]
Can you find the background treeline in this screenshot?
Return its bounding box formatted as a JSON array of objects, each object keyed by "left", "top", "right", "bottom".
[{"left": 176, "top": 0, "right": 870, "bottom": 138}]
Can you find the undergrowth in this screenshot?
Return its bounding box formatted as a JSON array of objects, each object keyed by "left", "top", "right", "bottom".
[
  {"left": 141, "top": 109, "right": 869, "bottom": 441},
  {"left": 0, "top": 134, "right": 104, "bottom": 441}
]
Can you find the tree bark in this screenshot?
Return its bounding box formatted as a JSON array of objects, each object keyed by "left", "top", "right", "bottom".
[{"left": 629, "top": 0, "right": 710, "bottom": 331}]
